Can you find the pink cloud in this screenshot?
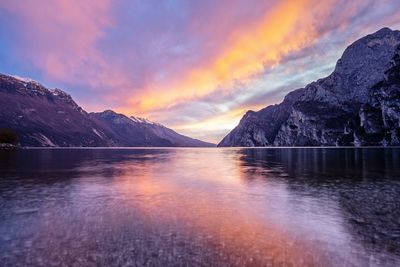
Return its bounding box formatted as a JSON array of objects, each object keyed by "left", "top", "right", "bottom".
[
  {"left": 1, "top": 0, "right": 128, "bottom": 88},
  {"left": 1, "top": 0, "right": 400, "bottom": 142}
]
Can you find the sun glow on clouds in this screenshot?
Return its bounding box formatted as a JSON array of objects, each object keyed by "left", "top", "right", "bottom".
[
  {"left": 1, "top": 0, "right": 400, "bottom": 142},
  {"left": 1, "top": 0, "right": 113, "bottom": 82},
  {"left": 125, "top": 0, "right": 317, "bottom": 113}
]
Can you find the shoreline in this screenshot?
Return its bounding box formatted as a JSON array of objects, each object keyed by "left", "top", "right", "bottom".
[
  {"left": 12, "top": 146, "right": 400, "bottom": 150},
  {"left": 0, "top": 143, "right": 18, "bottom": 150}
]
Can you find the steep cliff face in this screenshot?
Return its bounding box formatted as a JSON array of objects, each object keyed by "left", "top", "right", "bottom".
[
  {"left": 0, "top": 74, "right": 213, "bottom": 147},
  {"left": 358, "top": 48, "right": 400, "bottom": 146},
  {"left": 219, "top": 28, "right": 400, "bottom": 147},
  {"left": 218, "top": 89, "right": 303, "bottom": 146}
]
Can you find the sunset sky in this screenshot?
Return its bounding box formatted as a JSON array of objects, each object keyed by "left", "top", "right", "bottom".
[{"left": 1, "top": 0, "right": 400, "bottom": 143}]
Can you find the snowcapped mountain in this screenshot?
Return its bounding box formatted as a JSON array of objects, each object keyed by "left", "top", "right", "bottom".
[
  {"left": 90, "top": 110, "right": 213, "bottom": 147},
  {"left": 0, "top": 74, "right": 214, "bottom": 147}
]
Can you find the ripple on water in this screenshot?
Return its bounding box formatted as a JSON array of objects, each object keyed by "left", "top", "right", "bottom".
[{"left": 0, "top": 148, "right": 399, "bottom": 266}]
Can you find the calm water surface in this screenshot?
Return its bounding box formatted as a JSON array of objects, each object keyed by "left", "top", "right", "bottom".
[{"left": 0, "top": 148, "right": 399, "bottom": 266}]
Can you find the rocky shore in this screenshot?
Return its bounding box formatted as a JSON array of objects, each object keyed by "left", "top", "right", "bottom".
[{"left": 0, "top": 143, "right": 18, "bottom": 150}]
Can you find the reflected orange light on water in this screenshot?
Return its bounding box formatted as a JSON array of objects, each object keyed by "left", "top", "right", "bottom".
[
  {"left": 109, "top": 149, "right": 329, "bottom": 266},
  {"left": 4, "top": 148, "right": 395, "bottom": 265}
]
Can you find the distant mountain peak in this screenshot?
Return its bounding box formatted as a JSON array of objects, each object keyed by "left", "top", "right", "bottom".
[
  {"left": 10, "top": 74, "right": 42, "bottom": 86},
  {"left": 0, "top": 73, "right": 213, "bottom": 147},
  {"left": 91, "top": 110, "right": 214, "bottom": 147},
  {"left": 130, "top": 116, "right": 161, "bottom": 126},
  {"left": 332, "top": 28, "right": 400, "bottom": 100},
  {"left": 95, "top": 109, "right": 162, "bottom": 126},
  {"left": 370, "top": 27, "right": 397, "bottom": 37},
  {"left": 1, "top": 73, "right": 84, "bottom": 114}
]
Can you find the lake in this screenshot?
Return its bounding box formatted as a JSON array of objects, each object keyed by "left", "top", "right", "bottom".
[{"left": 0, "top": 148, "right": 399, "bottom": 266}]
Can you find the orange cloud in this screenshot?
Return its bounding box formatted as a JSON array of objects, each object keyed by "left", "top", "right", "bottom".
[
  {"left": 5, "top": 0, "right": 397, "bottom": 143},
  {"left": 122, "top": 0, "right": 328, "bottom": 115},
  {"left": 170, "top": 104, "right": 266, "bottom": 142}
]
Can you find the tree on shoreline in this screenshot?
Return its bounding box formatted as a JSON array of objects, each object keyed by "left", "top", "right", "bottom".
[{"left": 0, "top": 129, "right": 18, "bottom": 144}]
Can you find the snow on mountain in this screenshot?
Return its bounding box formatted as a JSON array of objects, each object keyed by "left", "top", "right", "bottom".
[{"left": 0, "top": 74, "right": 213, "bottom": 147}]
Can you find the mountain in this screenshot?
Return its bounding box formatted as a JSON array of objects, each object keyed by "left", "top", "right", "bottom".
[
  {"left": 219, "top": 27, "right": 400, "bottom": 147},
  {"left": 0, "top": 74, "right": 213, "bottom": 147},
  {"left": 90, "top": 110, "right": 213, "bottom": 147}
]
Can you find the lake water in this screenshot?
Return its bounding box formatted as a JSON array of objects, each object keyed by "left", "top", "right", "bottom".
[{"left": 0, "top": 148, "right": 399, "bottom": 266}]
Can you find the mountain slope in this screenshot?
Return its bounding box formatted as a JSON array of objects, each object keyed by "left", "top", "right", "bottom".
[
  {"left": 90, "top": 110, "right": 213, "bottom": 147},
  {"left": 0, "top": 74, "right": 115, "bottom": 147},
  {"left": 219, "top": 28, "right": 400, "bottom": 147},
  {"left": 0, "top": 74, "right": 213, "bottom": 147}
]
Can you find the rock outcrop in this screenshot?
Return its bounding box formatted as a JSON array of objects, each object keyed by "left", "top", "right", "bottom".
[{"left": 219, "top": 28, "right": 400, "bottom": 147}]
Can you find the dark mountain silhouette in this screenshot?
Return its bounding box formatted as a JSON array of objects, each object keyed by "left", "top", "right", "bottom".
[
  {"left": 0, "top": 74, "right": 213, "bottom": 147},
  {"left": 219, "top": 28, "right": 400, "bottom": 147}
]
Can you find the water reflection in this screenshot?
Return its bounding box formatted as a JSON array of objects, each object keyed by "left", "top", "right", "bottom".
[{"left": 0, "top": 148, "right": 399, "bottom": 266}]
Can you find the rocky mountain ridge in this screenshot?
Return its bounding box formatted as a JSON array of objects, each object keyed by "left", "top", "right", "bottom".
[
  {"left": 219, "top": 28, "right": 400, "bottom": 147},
  {"left": 0, "top": 74, "right": 213, "bottom": 147}
]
